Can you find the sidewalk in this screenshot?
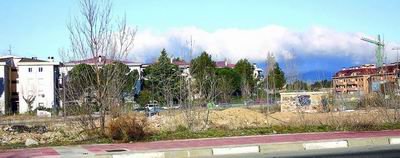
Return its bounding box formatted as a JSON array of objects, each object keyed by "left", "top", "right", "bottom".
[{"left": 2, "top": 130, "right": 400, "bottom": 158}]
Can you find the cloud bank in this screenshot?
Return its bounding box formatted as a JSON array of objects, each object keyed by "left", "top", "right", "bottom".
[{"left": 131, "top": 25, "right": 397, "bottom": 71}]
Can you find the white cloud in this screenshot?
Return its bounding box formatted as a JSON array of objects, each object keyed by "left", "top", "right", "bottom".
[{"left": 131, "top": 25, "right": 397, "bottom": 65}]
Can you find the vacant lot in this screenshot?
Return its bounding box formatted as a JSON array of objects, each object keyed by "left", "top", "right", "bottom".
[
  {"left": 1, "top": 107, "right": 399, "bottom": 148},
  {"left": 148, "top": 107, "right": 395, "bottom": 131}
]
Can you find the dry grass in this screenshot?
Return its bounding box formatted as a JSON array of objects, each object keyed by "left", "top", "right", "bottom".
[
  {"left": 106, "top": 112, "right": 152, "bottom": 141},
  {"left": 0, "top": 114, "right": 40, "bottom": 122},
  {"left": 150, "top": 106, "right": 400, "bottom": 133}
]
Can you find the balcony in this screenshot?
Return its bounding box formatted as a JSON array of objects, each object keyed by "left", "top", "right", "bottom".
[
  {"left": 335, "top": 82, "right": 346, "bottom": 86},
  {"left": 335, "top": 88, "right": 346, "bottom": 92},
  {"left": 346, "top": 81, "right": 358, "bottom": 85}
]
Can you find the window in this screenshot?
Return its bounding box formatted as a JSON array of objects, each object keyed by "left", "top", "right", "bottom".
[
  {"left": 39, "top": 67, "right": 43, "bottom": 72},
  {"left": 28, "top": 68, "right": 32, "bottom": 72}
]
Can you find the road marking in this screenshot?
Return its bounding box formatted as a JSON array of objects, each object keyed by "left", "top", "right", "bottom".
[
  {"left": 212, "top": 146, "right": 259, "bottom": 155},
  {"left": 112, "top": 152, "right": 165, "bottom": 158},
  {"left": 303, "top": 140, "right": 348, "bottom": 150},
  {"left": 389, "top": 138, "right": 400, "bottom": 144}
]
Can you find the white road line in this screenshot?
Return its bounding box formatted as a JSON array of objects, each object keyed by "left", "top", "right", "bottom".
[
  {"left": 113, "top": 152, "right": 165, "bottom": 158},
  {"left": 390, "top": 138, "right": 400, "bottom": 144},
  {"left": 303, "top": 140, "right": 348, "bottom": 150},
  {"left": 212, "top": 146, "right": 260, "bottom": 155}
]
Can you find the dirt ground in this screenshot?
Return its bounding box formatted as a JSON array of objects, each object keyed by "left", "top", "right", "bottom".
[
  {"left": 150, "top": 107, "right": 393, "bottom": 131},
  {"left": 1, "top": 107, "right": 395, "bottom": 146}
]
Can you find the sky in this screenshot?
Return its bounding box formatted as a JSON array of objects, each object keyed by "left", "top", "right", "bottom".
[{"left": 1, "top": 0, "right": 400, "bottom": 79}]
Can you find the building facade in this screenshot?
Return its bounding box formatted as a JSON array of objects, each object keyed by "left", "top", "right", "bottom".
[
  {"left": 0, "top": 59, "right": 11, "bottom": 114},
  {"left": 0, "top": 56, "right": 60, "bottom": 114},
  {"left": 18, "top": 58, "right": 60, "bottom": 113},
  {"left": 333, "top": 64, "right": 400, "bottom": 95}
]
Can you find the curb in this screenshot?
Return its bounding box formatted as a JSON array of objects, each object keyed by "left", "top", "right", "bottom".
[{"left": 83, "top": 136, "right": 400, "bottom": 158}]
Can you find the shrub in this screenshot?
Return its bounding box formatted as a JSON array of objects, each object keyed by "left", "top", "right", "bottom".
[{"left": 107, "top": 112, "right": 150, "bottom": 141}]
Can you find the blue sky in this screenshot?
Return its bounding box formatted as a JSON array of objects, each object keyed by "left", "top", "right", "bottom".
[{"left": 1, "top": 0, "right": 400, "bottom": 78}]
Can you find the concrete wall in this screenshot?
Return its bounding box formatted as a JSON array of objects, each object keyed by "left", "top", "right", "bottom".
[{"left": 280, "top": 92, "right": 329, "bottom": 112}]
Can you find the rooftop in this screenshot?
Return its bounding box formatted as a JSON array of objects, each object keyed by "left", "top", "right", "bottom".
[{"left": 334, "top": 63, "right": 399, "bottom": 77}]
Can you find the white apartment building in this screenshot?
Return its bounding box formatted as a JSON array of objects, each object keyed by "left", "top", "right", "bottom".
[
  {"left": 18, "top": 58, "right": 60, "bottom": 113},
  {"left": 0, "top": 58, "right": 11, "bottom": 115},
  {"left": 0, "top": 56, "right": 60, "bottom": 114}
]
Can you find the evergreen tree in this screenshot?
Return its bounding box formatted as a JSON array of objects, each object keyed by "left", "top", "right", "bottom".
[
  {"left": 190, "top": 51, "right": 216, "bottom": 101},
  {"left": 144, "top": 49, "right": 180, "bottom": 106},
  {"left": 267, "top": 63, "right": 286, "bottom": 90},
  {"left": 234, "top": 59, "right": 255, "bottom": 99}
]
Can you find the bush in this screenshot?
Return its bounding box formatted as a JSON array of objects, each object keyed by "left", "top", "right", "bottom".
[{"left": 107, "top": 112, "right": 150, "bottom": 141}]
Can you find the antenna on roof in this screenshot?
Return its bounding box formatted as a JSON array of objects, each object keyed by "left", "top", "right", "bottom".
[{"left": 8, "top": 45, "right": 12, "bottom": 55}]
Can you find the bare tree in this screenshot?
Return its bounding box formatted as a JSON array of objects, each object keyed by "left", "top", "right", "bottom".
[
  {"left": 22, "top": 95, "right": 36, "bottom": 114},
  {"left": 20, "top": 84, "right": 37, "bottom": 114},
  {"left": 61, "top": 0, "right": 136, "bottom": 134},
  {"left": 265, "top": 52, "right": 276, "bottom": 105}
]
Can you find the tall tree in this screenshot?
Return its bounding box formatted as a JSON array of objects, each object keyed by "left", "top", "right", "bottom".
[
  {"left": 267, "top": 62, "right": 286, "bottom": 90},
  {"left": 144, "top": 49, "right": 180, "bottom": 107},
  {"left": 190, "top": 51, "right": 217, "bottom": 102},
  {"left": 234, "top": 59, "right": 255, "bottom": 99},
  {"left": 61, "top": 0, "right": 136, "bottom": 133},
  {"left": 101, "top": 62, "right": 137, "bottom": 93},
  {"left": 215, "top": 68, "right": 240, "bottom": 103}
]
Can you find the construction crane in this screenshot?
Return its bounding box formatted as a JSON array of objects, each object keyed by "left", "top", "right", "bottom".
[{"left": 361, "top": 35, "right": 385, "bottom": 67}]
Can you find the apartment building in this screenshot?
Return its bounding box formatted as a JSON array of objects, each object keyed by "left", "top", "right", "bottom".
[
  {"left": 0, "top": 56, "right": 60, "bottom": 114},
  {"left": 0, "top": 58, "right": 11, "bottom": 114},
  {"left": 333, "top": 64, "right": 400, "bottom": 94}
]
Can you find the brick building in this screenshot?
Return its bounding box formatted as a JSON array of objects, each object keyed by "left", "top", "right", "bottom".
[{"left": 333, "top": 63, "right": 400, "bottom": 95}]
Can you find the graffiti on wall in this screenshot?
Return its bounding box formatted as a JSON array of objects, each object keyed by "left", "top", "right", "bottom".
[{"left": 296, "top": 95, "right": 311, "bottom": 107}]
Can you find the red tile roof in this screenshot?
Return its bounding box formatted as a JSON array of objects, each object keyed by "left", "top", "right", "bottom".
[
  {"left": 172, "top": 60, "right": 189, "bottom": 66},
  {"left": 66, "top": 56, "right": 137, "bottom": 65},
  {"left": 215, "top": 60, "right": 235, "bottom": 68},
  {"left": 334, "top": 64, "right": 399, "bottom": 77}
]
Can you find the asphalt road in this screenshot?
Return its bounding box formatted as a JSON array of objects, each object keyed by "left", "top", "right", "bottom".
[{"left": 207, "top": 144, "right": 400, "bottom": 158}]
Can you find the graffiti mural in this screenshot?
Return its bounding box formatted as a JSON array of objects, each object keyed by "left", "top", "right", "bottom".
[
  {"left": 296, "top": 95, "right": 311, "bottom": 107},
  {"left": 281, "top": 92, "right": 329, "bottom": 112}
]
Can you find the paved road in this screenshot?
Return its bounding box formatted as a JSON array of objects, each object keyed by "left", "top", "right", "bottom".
[{"left": 208, "top": 144, "right": 400, "bottom": 158}]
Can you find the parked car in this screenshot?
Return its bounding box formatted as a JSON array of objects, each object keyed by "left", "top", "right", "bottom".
[
  {"left": 145, "top": 102, "right": 162, "bottom": 117},
  {"left": 146, "top": 103, "right": 158, "bottom": 111}
]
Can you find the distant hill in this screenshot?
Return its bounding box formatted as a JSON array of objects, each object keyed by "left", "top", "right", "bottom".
[{"left": 299, "top": 70, "right": 335, "bottom": 83}]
